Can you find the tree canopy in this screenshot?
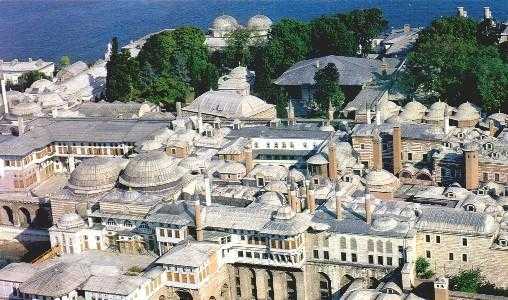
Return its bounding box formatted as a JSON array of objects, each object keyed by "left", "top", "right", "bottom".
[
  {"left": 313, "top": 63, "right": 345, "bottom": 113},
  {"left": 6, "top": 70, "right": 50, "bottom": 92}
]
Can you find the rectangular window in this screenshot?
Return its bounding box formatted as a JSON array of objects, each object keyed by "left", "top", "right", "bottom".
[
  {"left": 425, "top": 235, "right": 430, "bottom": 243},
  {"left": 351, "top": 253, "right": 357, "bottom": 262},
  {"left": 449, "top": 253, "right": 454, "bottom": 261},
  {"left": 387, "top": 257, "right": 393, "bottom": 266},
  {"left": 436, "top": 236, "right": 441, "bottom": 243},
  {"left": 341, "top": 252, "right": 347, "bottom": 261},
  {"left": 246, "top": 252, "right": 252, "bottom": 258},
  {"left": 483, "top": 173, "right": 488, "bottom": 181},
  {"left": 462, "top": 254, "right": 468, "bottom": 262},
  {"left": 368, "top": 255, "right": 374, "bottom": 264},
  {"left": 462, "top": 238, "right": 468, "bottom": 246},
  {"left": 360, "top": 144, "right": 365, "bottom": 149},
  {"left": 159, "top": 228, "right": 165, "bottom": 237},
  {"left": 408, "top": 153, "right": 413, "bottom": 161},
  {"left": 426, "top": 250, "right": 431, "bottom": 258},
  {"left": 238, "top": 251, "right": 244, "bottom": 257},
  {"left": 378, "top": 256, "right": 384, "bottom": 265},
  {"left": 323, "top": 251, "right": 329, "bottom": 260},
  {"left": 495, "top": 173, "right": 500, "bottom": 181}
]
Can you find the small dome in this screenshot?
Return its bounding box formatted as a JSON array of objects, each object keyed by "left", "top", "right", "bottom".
[
  {"left": 258, "top": 191, "right": 284, "bottom": 206},
  {"left": 400, "top": 101, "right": 426, "bottom": 121},
  {"left": 57, "top": 213, "right": 85, "bottom": 229},
  {"left": 264, "top": 180, "right": 288, "bottom": 193},
  {"left": 274, "top": 205, "right": 295, "bottom": 220},
  {"left": 307, "top": 153, "right": 328, "bottom": 165},
  {"left": 68, "top": 157, "right": 125, "bottom": 194},
  {"left": 137, "top": 139, "right": 163, "bottom": 151},
  {"left": 218, "top": 161, "right": 246, "bottom": 174},
  {"left": 119, "top": 150, "right": 185, "bottom": 190},
  {"left": 455, "top": 102, "right": 480, "bottom": 121},
  {"left": 426, "top": 101, "right": 451, "bottom": 121},
  {"left": 365, "top": 169, "right": 399, "bottom": 187},
  {"left": 385, "top": 115, "right": 406, "bottom": 124},
  {"left": 179, "top": 156, "right": 209, "bottom": 173},
  {"left": 28, "top": 79, "right": 53, "bottom": 93},
  {"left": 371, "top": 216, "right": 399, "bottom": 231},
  {"left": 247, "top": 15, "right": 272, "bottom": 31},
  {"left": 37, "top": 92, "right": 65, "bottom": 108},
  {"left": 288, "top": 169, "right": 305, "bottom": 183},
  {"left": 212, "top": 15, "right": 239, "bottom": 32},
  {"left": 10, "top": 101, "right": 42, "bottom": 117},
  {"left": 378, "top": 100, "right": 400, "bottom": 119}
]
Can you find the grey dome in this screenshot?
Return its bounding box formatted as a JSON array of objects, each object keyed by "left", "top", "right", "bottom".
[
  {"left": 258, "top": 191, "right": 284, "bottom": 207},
  {"left": 247, "top": 15, "right": 272, "bottom": 31},
  {"left": 57, "top": 213, "right": 85, "bottom": 229},
  {"left": 212, "top": 15, "right": 239, "bottom": 32},
  {"left": 119, "top": 150, "right": 185, "bottom": 191},
  {"left": 68, "top": 157, "right": 125, "bottom": 194},
  {"left": 274, "top": 205, "right": 295, "bottom": 220}
]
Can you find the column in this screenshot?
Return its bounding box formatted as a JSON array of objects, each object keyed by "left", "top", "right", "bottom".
[
  {"left": 294, "top": 272, "right": 306, "bottom": 300},
  {"left": 255, "top": 269, "right": 269, "bottom": 300},
  {"left": 272, "top": 271, "right": 287, "bottom": 300},
  {"left": 238, "top": 267, "right": 253, "bottom": 300}
]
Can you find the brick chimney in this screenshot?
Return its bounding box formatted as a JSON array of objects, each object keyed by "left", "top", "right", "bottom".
[
  {"left": 287, "top": 100, "right": 296, "bottom": 126},
  {"left": 244, "top": 142, "right": 254, "bottom": 174},
  {"left": 17, "top": 116, "right": 25, "bottom": 136},
  {"left": 328, "top": 139, "right": 337, "bottom": 180},
  {"left": 306, "top": 180, "right": 316, "bottom": 214},
  {"left": 289, "top": 182, "right": 299, "bottom": 212},
  {"left": 484, "top": 7, "right": 492, "bottom": 20},
  {"left": 372, "top": 130, "right": 383, "bottom": 171},
  {"left": 365, "top": 192, "right": 372, "bottom": 225},
  {"left": 392, "top": 124, "right": 402, "bottom": 175},
  {"left": 193, "top": 189, "right": 204, "bottom": 241},
  {"left": 464, "top": 143, "right": 479, "bottom": 190},
  {"left": 335, "top": 190, "right": 342, "bottom": 220}
]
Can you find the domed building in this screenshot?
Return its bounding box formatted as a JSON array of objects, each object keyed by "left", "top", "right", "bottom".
[
  {"left": 247, "top": 15, "right": 272, "bottom": 37},
  {"left": 217, "top": 161, "right": 246, "bottom": 182},
  {"left": 424, "top": 101, "right": 452, "bottom": 125},
  {"left": 37, "top": 92, "right": 66, "bottom": 109},
  {"left": 68, "top": 157, "right": 126, "bottom": 194},
  {"left": 119, "top": 150, "right": 186, "bottom": 191},
  {"left": 8, "top": 100, "right": 42, "bottom": 119},
  {"left": 56, "top": 213, "right": 86, "bottom": 230},
  {"left": 399, "top": 101, "right": 426, "bottom": 122},
  {"left": 453, "top": 102, "right": 480, "bottom": 128},
  {"left": 364, "top": 169, "right": 401, "bottom": 200},
  {"left": 210, "top": 15, "right": 239, "bottom": 38}
]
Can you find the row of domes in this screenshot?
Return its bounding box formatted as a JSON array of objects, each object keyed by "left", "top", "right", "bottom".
[
  {"left": 383, "top": 100, "right": 481, "bottom": 124},
  {"left": 211, "top": 15, "right": 272, "bottom": 32}
]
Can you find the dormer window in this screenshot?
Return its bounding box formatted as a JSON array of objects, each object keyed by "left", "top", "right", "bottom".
[
  {"left": 499, "top": 239, "right": 508, "bottom": 247},
  {"left": 257, "top": 177, "right": 265, "bottom": 187},
  {"left": 485, "top": 143, "right": 493, "bottom": 150},
  {"left": 490, "top": 152, "right": 499, "bottom": 159},
  {"left": 313, "top": 178, "right": 319, "bottom": 185},
  {"left": 458, "top": 133, "right": 464, "bottom": 138},
  {"left": 446, "top": 192, "right": 455, "bottom": 198},
  {"left": 465, "top": 204, "right": 476, "bottom": 212},
  {"left": 107, "top": 219, "right": 116, "bottom": 226}
]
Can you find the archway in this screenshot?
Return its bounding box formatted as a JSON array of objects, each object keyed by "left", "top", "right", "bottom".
[
  {"left": 400, "top": 171, "right": 413, "bottom": 179},
  {"left": 368, "top": 277, "right": 380, "bottom": 289},
  {"left": 339, "top": 274, "right": 354, "bottom": 294},
  {"left": 1, "top": 206, "right": 14, "bottom": 225},
  {"left": 159, "top": 296, "right": 166, "bottom": 300},
  {"left": 318, "top": 273, "right": 332, "bottom": 300},
  {"left": 416, "top": 173, "right": 431, "bottom": 181},
  {"left": 18, "top": 207, "right": 31, "bottom": 227},
  {"left": 176, "top": 291, "right": 193, "bottom": 300},
  {"left": 220, "top": 283, "right": 230, "bottom": 300}
]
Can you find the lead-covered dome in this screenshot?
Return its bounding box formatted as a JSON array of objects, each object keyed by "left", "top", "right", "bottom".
[
  {"left": 247, "top": 15, "right": 272, "bottom": 31},
  {"left": 455, "top": 102, "right": 480, "bottom": 121},
  {"left": 212, "top": 15, "right": 239, "bottom": 32},
  {"left": 68, "top": 157, "right": 126, "bottom": 194},
  {"left": 57, "top": 213, "right": 85, "bottom": 229},
  {"left": 119, "top": 150, "right": 185, "bottom": 191},
  {"left": 365, "top": 169, "right": 400, "bottom": 191}
]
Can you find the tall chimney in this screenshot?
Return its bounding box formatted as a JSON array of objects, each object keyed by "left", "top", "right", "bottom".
[
  {"left": 464, "top": 144, "right": 479, "bottom": 190},
  {"left": 287, "top": 100, "right": 296, "bottom": 126},
  {"left": 17, "top": 116, "right": 25, "bottom": 136},
  {"left": 289, "top": 182, "right": 298, "bottom": 212},
  {"left": 489, "top": 120, "right": 497, "bottom": 136},
  {"left": 204, "top": 172, "right": 212, "bottom": 206},
  {"left": 444, "top": 107, "right": 450, "bottom": 134},
  {"left": 484, "top": 7, "right": 492, "bottom": 20},
  {"left": 366, "top": 109, "right": 372, "bottom": 124},
  {"left": 364, "top": 192, "right": 372, "bottom": 225},
  {"left": 328, "top": 139, "right": 337, "bottom": 180},
  {"left": 434, "top": 277, "right": 449, "bottom": 300},
  {"left": 372, "top": 130, "right": 383, "bottom": 171},
  {"left": 193, "top": 189, "right": 204, "bottom": 241},
  {"left": 335, "top": 190, "right": 342, "bottom": 220},
  {"left": 392, "top": 124, "right": 402, "bottom": 175},
  {"left": 175, "top": 101, "right": 182, "bottom": 117},
  {"left": 306, "top": 180, "right": 316, "bottom": 213},
  {"left": 375, "top": 107, "right": 382, "bottom": 125},
  {"left": 244, "top": 142, "right": 254, "bottom": 174},
  {"left": 1, "top": 74, "right": 8, "bottom": 115},
  {"left": 327, "top": 100, "right": 335, "bottom": 124}
]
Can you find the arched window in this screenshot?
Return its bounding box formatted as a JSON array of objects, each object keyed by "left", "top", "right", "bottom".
[
  {"left": 139, "top": 222, "right": 149, "bottom": 229},
  {"left": 1, "top": 206, "right": 14, "bottom": 225},
  {"left": 350, "top": 238, "right": 357, "bottom": 251},
  {"left": 465, "top": 204, "right": 476, "bottom": 212},
  {"left": 106, "top": 218, "right": 116, "bottom": 226},
  {"left": 318, "top": 273, "right": 331, "bottom": 300},
  {"left": 340, "top": 237, "right": 347, "bottom": 249},
  {"left": 367, "top": 239, "right": 374, "bottom": 252},
  {"left": 124, "top": 220, "right": 132, "bottom": 227},
  {"left": 18, "top": 207, "right": 31, "bottom": 227}
]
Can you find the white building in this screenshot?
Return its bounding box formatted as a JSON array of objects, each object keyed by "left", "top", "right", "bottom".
[{"left": 0, "top": 59, "right": 54, "bottom": 84}]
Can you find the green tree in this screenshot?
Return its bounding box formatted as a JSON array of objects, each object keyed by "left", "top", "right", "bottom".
[
  {"left": 476, "top": 19, "right": 499, "bottom": 46},
  {"left": 140, "top": 73, "right": 191, "bottom": 109},
  {"left": 473, "top": 46, "right": 508, "bottom": 112},
  {"left": 224, "top": 28, "right": 253, "bottom": 67},
  {"left": 313, "top": 63, "right": 345, "bottom": 113},
  {"left": 415, "top": 257, "right": 434, "bottom": 279},
  {"left": 106, "top": 37, "right": 138, "bottom": 101},
  {"left": 59, "top": 55, "right": 71, "bottom": 67},
  {"left": 450, "top": 269, "right": 485, "bottom": 293},
  {"left": 338, "top": 8, "right": 388, "bottom": 54},
  {"left": 310, "top": 16, "right": 357, "bottom": 57}
]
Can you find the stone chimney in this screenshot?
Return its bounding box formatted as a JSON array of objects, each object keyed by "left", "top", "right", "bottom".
[
  {"left": 204, "top": 172, "right": 212, "bottom": 206},
  {"left": 175, "top": 101, "right": 182, "bottom": 117},
  {"left": 375, "top": 107, "right": 382, "bottom": 125},
  {"left": 434, "top": 277, "right": 449, "bottom": 300},
  {"left": 306, "top": 180, "right": 316, "bottom": 214},
  {"left": 1, "top": 74, "right": 8, "bottom": 115},
  {"left": 287, "top": 100, "right": 296, "bottom": 126},
  {"left": 366, "top": 109, "right": 372, "bottom": 124},
  {"left": 194, "top": 189, "right": 204, "bottom": 241},
  {"left": 484, "top": 7, "right": 492, "bottom": 20},
  {"left": 17, "top": 116, "right": 25, "bottom": 136},
  {"left": 335, "top": 190, "right": 342, "bottom": 220},
  {"left": 463, "top": 143, "right": 479, "bottom": 190},
  {"left": 364, "top": 192, "right": 372, "bottom": 225},
  {"left": 372, "top": 130, "right": 383, "bottom": 171},
  {"left": 328, "top": 139, "right": 337, "bottom": 180},
  {"left": 392, "top": 124, "right": 402, "bottom": 175},
  {"left": 457, "top": 7, "right": 467, "bottom": 18},
  {"left": 443, "top": 107, "right": 450, "bottom": 134},
  {"left": 244, "top": 142, "right": 254, "bottom": 174}
]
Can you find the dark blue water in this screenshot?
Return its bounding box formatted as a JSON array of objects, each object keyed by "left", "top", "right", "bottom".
[{"left": 1, "top": 0, "right": 507, "bottom": 62}]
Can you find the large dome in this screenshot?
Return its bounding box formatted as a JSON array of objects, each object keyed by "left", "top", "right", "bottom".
[
  {"left": 247, "top": 15, "right": 272, "bottom": 31},
  {"left": 212, "top": 15, "right": 239, "bottom": 32},
  {"left": 68, "top": 157, "right": 125, "bottom": 194},
  {"left": 119, "top": 150, "right": 185, "bottom": 190},
  {"left": 28, "top": 79, "right": 53, "bottom": 93},
  {"left": 455, "top": 102, "right": 480, "bottom": 121},
  {"left": 365, "top": 169, "right": 400, "bottom": 187}
]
